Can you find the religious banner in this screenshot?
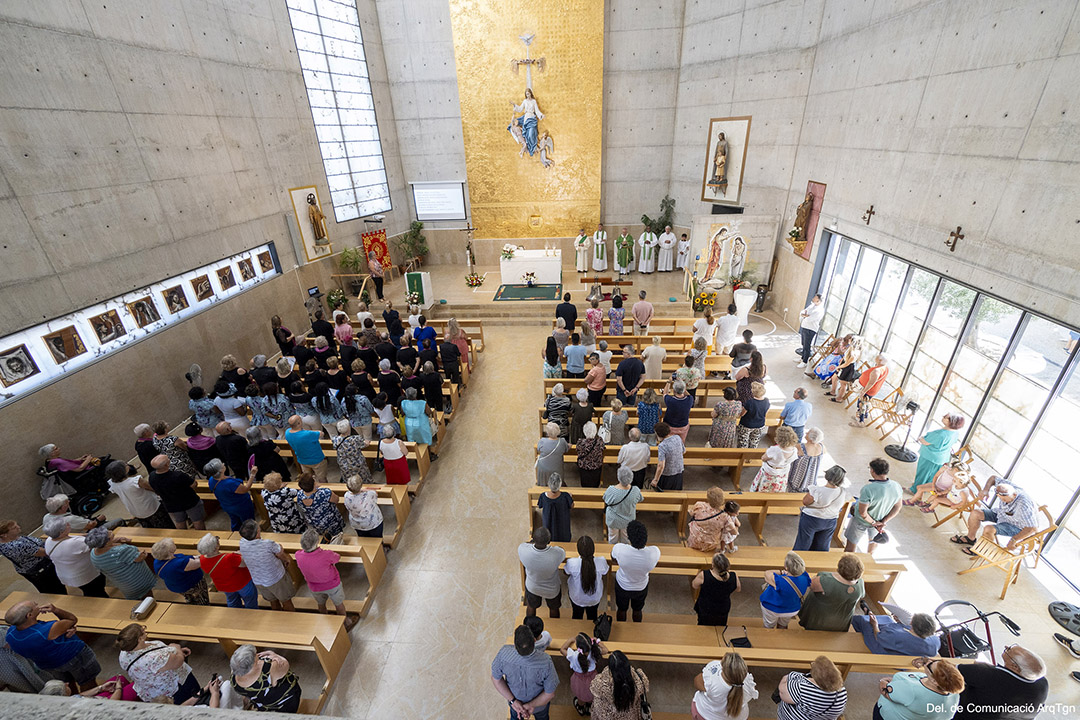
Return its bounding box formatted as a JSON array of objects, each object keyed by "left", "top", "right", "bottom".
[{"left": 362, "top": 229, "right": 391, "bottom": 273}]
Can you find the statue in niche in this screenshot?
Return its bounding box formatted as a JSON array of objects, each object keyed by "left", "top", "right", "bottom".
[
  {"left": 508, "top": 87, "right": 544, "bottom": 157},
  {"left": 707, "top": 132, "right": 728, "bottom": 196},
  {"left": 307, "top": 193, "right": 328, "bottom": 245},
  {"left": 787, "top": 191, "right": 814, "bottom": 253}
]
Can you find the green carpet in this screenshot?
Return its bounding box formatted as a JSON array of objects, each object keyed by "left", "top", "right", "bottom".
[{"left": 493, "top": 283, "right": 562, "bottom": 301}]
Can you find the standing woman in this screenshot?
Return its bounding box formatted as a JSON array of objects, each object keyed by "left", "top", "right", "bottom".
[
  {"left": 787, "top": 427, "right": 826, "bottom": 493},
  {"left": 270, "top": 315, "right": 296, "bottom": 357},
  {"left": 570, "top": 389, "right": 595, "bottom": 444},
  {"left": 687, "top": 487, "right": 727, "bottom": 552},
  {"left": 798, "top": 553, "right": 864, "bottom": 632},
  {"left": 590, "top": 650, "right": 649, "bottom": 720},
  {"left": 259, "top": 382, "right": 292, "bottom": 440},
  {"left": 149, "top": 538, "right": 209, "bottom": 605},
  {"left": 537, "top": 473, "right": 574, "bottom": 543},
  {"left": 708, "top": 387, "right": 743, "bottom": 449},
  {"left": 608, "top": 295, "right": 625, "bottom": 336},
  {"left": 367, "top": 250, "right": 384, "bottom": 300},
  {"left": 0, "top": 520, "right": 65, "bottom": 594},
  {"left": 116, "top": 623, "right": 200, "bottom": 704},
  {"left": 230, "top": 645, "right": 302, "bottom": 713},
  {"left": 602, "top": 399, "right": 629, "bottom": 446},
  {"left": 400, "top": 387, "right": 435, "bottom": 451},
  {"left": 152, "top": 422, "right": 197, "bottom": 477},
  {"left": 311, "top": 382, "right": 343, "bottom": 438},
  {"left": 246, "top": 427, "right": 291, "bottom": 483},
  {"left": 543, "top": 384, "right": 572, "bottom": 438},
  {"left": 379, "top": 424, "right": 411, "bottom": 485},
  {"left": 736, "top": 383, "right": 770, "bottom": 449},
  {"left": 552, "top": 317, "right": 571, "bottom": 358},
  {"left": 692, "top": 652, "right": 758, "bottom": 720},
  {"left": 287, "top": 381, "right": 319, "bottom": 432},
  {"left": 295, "top": 472, "right": 346, "bottom": 541},
  {"left": 910, "top": 414, "right": 965, "bottom": 494},
  {"left": 641, "top": 336, "right": 667, "bottom": 380},
  {"left": 445, "top": 318, "right": 471, "bottom": 371},
  {"left": 793, "top": 465, "right": 849, "bottom": 552},
  {"left": 542, "top": 336, "right": 563, "bottom": 378},
  {"left": 748, "top": 426, "right": 800, "bottom": 493},
  {"left": 536, "top": 423, "right": 569, "bottom": 486},
  {"left": 564, "top": 534, "right": 608, "bottom": 620},
  {"left": 692, "top": 553, "right": 740, "bottom": 627},
  {"left": 734, "top": 351, "right": 766, "bottom": 406},
  {"left": 377, "top": 359, "right": 402, "bottom": 407},
  {"left": 586, "top": 298, "right": 605, "bottom": 337},
  {"left": 576, "top": 422, "right": 606, "bottom": 488}
]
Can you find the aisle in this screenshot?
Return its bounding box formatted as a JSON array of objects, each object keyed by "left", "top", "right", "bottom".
[{"left": 323, "top": 325, "right": 542, "bottom": 719}]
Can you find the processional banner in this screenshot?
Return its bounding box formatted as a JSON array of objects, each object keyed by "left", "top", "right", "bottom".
[{"left": 362, "top": 230, "right": 391, "bottom": 272}]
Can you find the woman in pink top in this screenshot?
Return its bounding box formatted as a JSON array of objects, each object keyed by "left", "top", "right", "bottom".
[
  {"left": 294, "top": 529, "right": 358, "bottom": 630},
  {"left": 445, "top": 318, "right": 471, "bottom": 370},
  {"left": 334, "top": 314, "right": 354, "bottom": 347},
  {"left": 585, "top": 299, "right": 604, "bottom": 336}
]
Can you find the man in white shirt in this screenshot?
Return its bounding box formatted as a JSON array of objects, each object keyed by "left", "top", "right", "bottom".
[
  {"left": 42, "top": 517, "right": 107, "bottom": 597},
  {"left": 636, "top": 229, "right": 658, "bottom": 273},
  {"left": 610, "top": 520, "right": 660, "bottom": 622},
  {"left": 715, "top": 303, "right": 741, "bottom": 355},
  {"left": 518, "top": 526, "right": 566, "bottom": 618},
  {"left": 657, "top": 226, "right": 677, "bottom": 272},
  {"left": 617, "top": 428, "right": 651, "bottom": 488},
  {"left": 676, "top": 233, "right": 691, "bottom": 269},
  {"left": 592, "top": 223, "right": 608, "bottom": 272},
  {"left": 238, "top": 519, "right": 296, "bottom": 611},
  {"left": 796, "top": 294, "right": 825, "bottom": 368}
]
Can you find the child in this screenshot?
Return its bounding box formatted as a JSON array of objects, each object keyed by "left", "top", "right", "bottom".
[
  {"left": 719, "top": 500, "right": 741, "bottom": 553},
  {"left": 522, "top": 615, "right": 552, "bottom": 652},
  {"left": 559, "top": 632, "right": 609, "bottom": 716}
]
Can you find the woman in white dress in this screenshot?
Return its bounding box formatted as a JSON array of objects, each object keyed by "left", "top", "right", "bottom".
[
  {"left": 749, "top": 427, "right": 800, "bottom": 493},
  {"left": 575, "top": 229, "right": 591, "bottom": 272},
  {"left": 592, "top": 224, "right": 608, "bottom": 272}
]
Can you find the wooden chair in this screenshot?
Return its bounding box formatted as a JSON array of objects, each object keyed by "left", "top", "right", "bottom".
[
  {"left": 957, "top": 505, "right": 1057, "bottom": 599},
  {"left": 872, "top": 389, "right": 913, "bottom": 439},
  {"left": 805, "top": 333, "right": 837, "bottom": 369}
]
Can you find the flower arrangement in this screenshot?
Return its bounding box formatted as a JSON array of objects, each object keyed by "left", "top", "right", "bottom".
[
  {"left": 693, "top": 290, "right": 717, "bottom": 312},
  {"left": 404, "top": 291, "right": 421, "bottom": 306},
  {"left": 326, "top": 288, "right": 348, "bottom": 310},
  {"left": 522, "top": 271, "right": 537, "bottom": 287},
  {"left": 465, "top": 273, "right": 485, "bottom": 288},
  {"left": 501, "top": 243, "right": 517, "bottom": 260}
]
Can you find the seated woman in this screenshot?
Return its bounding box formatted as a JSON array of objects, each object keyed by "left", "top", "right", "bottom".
[
  {"left": 116, "top": 623, "right": 200, "bottom": 704},
  {"left": 906, "top": 460, "right": 972, "bottom": 514},
  {"left": 811, "top": 334, "right": 852, "bottom": 382},
  {"left": 874, "top": 657, "right": 964, "bottom": 720},
  {"left": 229, "top": 644, "right": 302, "bottom": 714},
  {"left": 686, "top": 486, "right": 727, "bottom": 552},
  {"left": 38, "top": 444, "right": 108, "bottom": 495}
]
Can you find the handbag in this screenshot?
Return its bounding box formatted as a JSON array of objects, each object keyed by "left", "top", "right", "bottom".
[
  {"left": 721, "top": 625, "right": 752, "bottom": 648},
  {"left": 593, "top": 612, "right": 612, "bottom": 641},
  {"left": 636, "top": 667, "right": 651, "bottom": 720}
]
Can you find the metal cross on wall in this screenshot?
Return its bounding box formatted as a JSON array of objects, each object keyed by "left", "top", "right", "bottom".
[
  {"left": 862, "top": 205, "right": 875, "bottom": 225},
  {"left": 511, "top": 33, "right": 545, "bottom": 88},
  {"left": 945, "top": 226, "right": 964, "bottom": 252}
]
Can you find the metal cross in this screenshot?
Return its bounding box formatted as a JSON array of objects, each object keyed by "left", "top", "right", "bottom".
[
  {"left": 862, "top": 205, "right": 875, "bottom": 225},
  {"left": 945, "top": 226, "right": 964, "bottom": 253}
]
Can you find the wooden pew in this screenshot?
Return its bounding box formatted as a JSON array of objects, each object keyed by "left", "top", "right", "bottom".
[
  {"left": 194, "top": 481, "right": 411, "bottom": 549},
  {"left": 552, "top": 445, "right": 768, "bottom": 492},
  {"left": 0, "top": 591, "right": 349, "bottom": 714},
  {"left": 595, "top": 334, "right": 696, "bottom": 351},
  {"left": 552, "top": 318, "right": 699, "bottom": 335},
  {"left": 543, "top": 377, "right": 736, "bottom": 404},
  {"left": 272, "top": 438, "right": 432, "bottom": 495},
  {"left": 526, "top": 487, "right": 850, "bottom": 547},
  {"left": 119, "top": 528, "right": 387, "bottom": 617},
  {"left": 538, "top": 542, "right": 905, "bottom": 604},
  {"left": 536, "top": 405, "right": 781, "bottom": 435},
  {"left": 349, "top": 317, "right": 485, "bottom": 360}
]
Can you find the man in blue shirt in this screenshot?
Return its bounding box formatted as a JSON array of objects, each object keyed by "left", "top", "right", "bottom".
[
  {"left": 563, "top": 333, "right": 588, "bottom": 378},
  {"left": 285, "top": 415, "right": 327, "bottom": 482},
  {"left": 851, "top": 606, "right": 940, "bottom": 656},
  {"left": 491, "top": 625, "right": 558, "bottom": 720},
  {"left": 779, "top": 387, "right": 813, "bottom": 441},
  {"left": 204, "top": 458, "right": 256, "bottom": 531},
  {"left": 5, "top": 601, "right": 101, "bottom": 691}
]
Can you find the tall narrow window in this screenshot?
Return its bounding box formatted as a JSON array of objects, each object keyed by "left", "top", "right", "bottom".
[{"left": 286, "top": 0, "right": 391, "bottom": 221}]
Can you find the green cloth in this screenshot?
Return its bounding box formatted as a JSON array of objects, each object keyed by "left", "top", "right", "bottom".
[
  {"left": 493, "top": 284, "right": 563, "bottom": 301},
  {"left": 913, "top": 428, "right": 957, "bottom": 489},
  {"left": 853, "top": 479, "right": 902, "bottom": 526},
  {"left": 798, "top": 572, "right": 864, "bottom": 631},
  {"left": 876, "top": 671, "right": 959, "bottom": 720}
]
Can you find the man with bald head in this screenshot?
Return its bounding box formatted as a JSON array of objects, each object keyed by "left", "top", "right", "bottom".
[
  {"left": 953, "top": 644, "right": 1048, "bottom": 720},
  {"left": 147, "top": 454, "right": 205, "bottom": 530},
  {"left": 5, "top": 601, "right": 100, "bottom": 691},
  {"left": 285, "top": 415, "right": 327, "bottom": 482},
  {"left": 214, "top": 421, "right": 249, "bottom": 478}
]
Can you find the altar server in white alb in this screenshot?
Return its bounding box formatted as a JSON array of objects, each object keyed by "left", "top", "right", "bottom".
[
  {"left": 575, "top": 228, "right": 591, "bottom": 272},
  {"left": 637, "top": 228, "right": 659, "bottom": 273},
  {"left": 676, "top": 233, "right": 691, "bottom": 270},
  {"left": 592, "top": 223, "right": 608, "bottom": 272},
  {"left": 657, "top": 225, "right": 677, "bottom": 272}
]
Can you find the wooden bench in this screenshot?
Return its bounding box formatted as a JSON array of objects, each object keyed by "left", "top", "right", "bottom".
[
  {"left": 0, "top": 591, "right": 349, "bottom": 714},
  {"left": 594, "top": 334, "right": 697, "bottom": 351},
  {"left": 194, "top": 481, "right": 411, "bottom": 549},
  {"left": 514, "top": 611, "right": 943, "bottom": 678},
  {"left": 543, "top": 377, "right": 736, "bottom": 404},
  {"left": 552, "top": 318, "right": 699, "bottom": 335},
  {"left": 535, "top": 541, "right": 904, "bottom": 605},
  {"left": 119, "top": 528, "right": 387, "bottom": 617},
  {"left": 536, "top": 405, "right": 781, "bottom": 435},
  {"left": 272, "top": 438, "right": 432, "bottom": 495},
  {"left": 350, "top": 317, "right": 485, "bottom": 360},
  {"left": 526, "top": 487, "right": 849, "bottom": 548},
  {"left": 553, "top": 445, "right": 770, "bottom": 492}
]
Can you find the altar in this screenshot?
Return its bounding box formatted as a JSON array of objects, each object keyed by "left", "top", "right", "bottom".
[{"left": 500, "top": 248, "right": 562, "bottom": 285}]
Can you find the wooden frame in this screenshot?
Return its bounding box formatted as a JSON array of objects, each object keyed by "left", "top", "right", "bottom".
[
  {"left": 700, "top": 116, "right": 752, "bottom": 205},
  {"left": 289, "top": 185, "right": 333, "bottom": 263}
]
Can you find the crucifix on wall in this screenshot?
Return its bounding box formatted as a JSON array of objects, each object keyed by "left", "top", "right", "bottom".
[{"left": 945, "top": 226, "right": 964, "bottom": 252}]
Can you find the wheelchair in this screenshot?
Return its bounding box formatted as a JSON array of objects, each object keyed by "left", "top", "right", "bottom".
[{"left": 37, "top": 454, "right": 113, "bottom": 518}]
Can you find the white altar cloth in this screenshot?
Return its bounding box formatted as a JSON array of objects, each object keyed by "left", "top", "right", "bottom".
[{"left": 500, "top": 249, "right": 562, "bottom": 285}]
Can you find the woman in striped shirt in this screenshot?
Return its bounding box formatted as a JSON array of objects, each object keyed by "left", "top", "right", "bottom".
[{"left": 776, "top": 655, "right": 847, "bottom": 720}]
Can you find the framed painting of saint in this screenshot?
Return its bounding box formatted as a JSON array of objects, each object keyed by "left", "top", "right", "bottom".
[
  {"left": 257, "top": 251, "right": 274, "bottom": 273},
  {"left": 700, "top": 116, "right": 751, "bottom": 206},
  {"left": 0, "top": 344, "right": 39, "bottom": 387},
  {"left": 162, "top": 286, "right": 189, "bottom": 314},
  {"left": 42, "top": 326, "right": 87, "bottom": 364},
  {"left": 191, "top": 275, "right": 213, "bottom": 302},
  {"left": 89, "top": 310, "right": 127, "bottom": 344},
  {"left": 238, "top": 258, "right": 256, "bottom": 282},
  {"left": 217, "top": 267, "right": 236, "bottom": 291},
  {"left": 126, "top": 296, "right": 161, "bottom": 328}
]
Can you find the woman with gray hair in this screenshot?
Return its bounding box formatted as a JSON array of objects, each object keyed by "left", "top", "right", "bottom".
[
  {"left": 787, "top": 427, "right": 826, "bottom": 493},
  {"left": 86, "top": 527, "right": 156, "bottom": 600},
  {"left": 343, "top": 475, "right": 382, "bottom": 538},
  {"left": 295, "top": 529, "right": 358, "bottom": 629},
  {"left": 42, "top": 516, "right": 108, "bottom": 597},
  {"left": 538, "top": 473, "right": 574, "bottom": 542},
  {"left": 150, "top": 538, "right": 209, "bottom": 605},
  {"left": 230, "top": 644, "right": 302, "bottom": 712},
  {"left": 543, "top": 383, "right": 572, "bottom": 438},
  {"left": 793, "top": 464, "right": 849, "bottom": 552},
  {"left": 377, "top": 357, "right": 402, "bottom": 406},
  {"left": 662, "top": 378, "right": 693, "bottom": 444},
  {"left": 552, "top": 316, "right": 571, "bottom": 357},
  {"left": 570, "top": 388, "right": 595, "bottom": 444},
  {"left": 196, "top": 533, "right": 258, "bottom": 608},
  {"left": 134, "top": 423, "right": 159, "bottom": 470},
  {"left": 759, "top": 551, "right": 809, "bottom": 629},
  {"left": 204, "top": 457, "right": 256, "bottom": 532},
  {"left": 260, "top": 472, "right": 306, "bottom": 534},
  {"left": 333, "top": 420, "right": 371, "bottom": 482},
  {"left": 536, "top": 422, "right": 569, "bottom": 486},
  {"left": 576, "top": 422, "right": 606, "bottom": 488},
  {"left": 379, "top": 423, "right": 410, "bottom": 485}
]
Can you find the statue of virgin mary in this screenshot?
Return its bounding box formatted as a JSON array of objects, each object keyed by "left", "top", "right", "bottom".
[{"left": 508, "top": 88, "right": 544, "bottom": 156}]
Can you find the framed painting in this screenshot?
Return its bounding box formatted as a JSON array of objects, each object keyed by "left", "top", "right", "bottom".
[
  {"left": 88, "top": 310, "right": 127, "bottom": 344},
  {"left": 217, "top": 266, "right": 236, "bottom": 291},
  {"left": 238, "top": 258, "right": 256, "bottom": 282},
  {"left": 162, "top": 285, "right": 189, "bottom": 314},
  {"left": 289, "top": 185, "right": 333, "bottom": 263},
  {"left": 257, "top": 251, "right": 274, "bottom": 273},
  {"left": 700, "top": 116, "right": 752, "bottom": 206},
  {"left": 191, "top": 275, "right": 213, "bottom": 302},
  {"left": 0, "top": 344, "right": 39, "bottom": 387},
  {"left": 42, "top": 326, "right": 87, "bottom": 364},
  {"left": 126, "top": 296, "right": 161, "bottom": 328}
]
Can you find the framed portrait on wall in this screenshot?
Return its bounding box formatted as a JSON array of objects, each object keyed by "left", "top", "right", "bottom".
[
  {"left": 257, "top": 251, "right": 274, "bottom": 273},
  {"left": 191, "top": 275, "right": 213, "bottom": 302},
  {"left": 162, "top": 286, "right": 189, "bottom": 314},
  {"left": 42, "top": 326, "right": 87, "bottom": 364},
  {"left": 238, "top": 258, "right": 256, "bottom": 282},
  {"left": 289, "top": 185, "right": 333, "bottom": 263},
  {"left": 0, "top": 344, "right": 40, "bottom": 387},
  {"left": 88, "top": 310, "right": 127, "bottom": 344},
  {"left": 700, "top": 116, "right": 752, "bottom": 206},
  {"left": 217, "top": 267, "right": 236, "bottom": 291},
  {"left": 126, "top": 296, "right": 161, "bottom": 328}
]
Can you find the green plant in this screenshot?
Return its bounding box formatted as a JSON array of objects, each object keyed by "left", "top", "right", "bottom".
[
  {"left": 338, "top": 246, "right": 367, "bottom": 274},
  {"left": 641, "top": 195, "right": 676, "bottom": 235},
  {"left": 360, "top": 289, "right": 371, "bottom": 305},
  {"left": 395, "top": 221, "right": 428, "bottom": 260}
]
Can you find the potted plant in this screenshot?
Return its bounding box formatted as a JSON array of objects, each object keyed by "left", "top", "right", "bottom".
[
  {"left": 640, "top": 194, "right": 676, "bottom": 235},
  {"left": 338, "top": 247, "right": 367, "bottom": 295},
  {"left": 394, "top": 221, "right": 429, "bottom": 269},
  {"left": 522, "top": 271, "right": 537, "bottom": 287}
]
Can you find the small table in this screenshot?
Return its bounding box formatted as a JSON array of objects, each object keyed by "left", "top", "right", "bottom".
[{"left": 500, "top": 249, "right": 562, "bottom": 285}]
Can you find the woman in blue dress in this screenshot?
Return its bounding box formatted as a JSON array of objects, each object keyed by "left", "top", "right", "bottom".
[
  {"left": 910, "top": 414, "right": 965, "bottom": 493},
  {"left": 400, "top": 387, "right": 434, "bottom": 450},
  {"left": 295, "top": 472, "right": 345, "bottom": 540}
]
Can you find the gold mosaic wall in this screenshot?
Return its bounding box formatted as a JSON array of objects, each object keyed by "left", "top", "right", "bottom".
[{"left": 448, "top": 0, "right": 603, "bottom": 239}]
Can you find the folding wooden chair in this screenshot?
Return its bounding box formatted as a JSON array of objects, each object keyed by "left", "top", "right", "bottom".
[
  {"left": 806, "top": 333, "right": 837, "bottom": 369},
  {"left": 957, "top": 506, "right": 1057, "bottom": 599}
]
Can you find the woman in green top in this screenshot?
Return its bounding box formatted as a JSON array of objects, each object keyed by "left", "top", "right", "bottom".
[
  {"left": 909, "top": 414, "right": 965, "bottom": 493},
  {"left": 85, "top": 527, "right": 156, "bottom": 600},
  {"left": 798, "top": 553, "right": 864, "bottom": 632},
  {"left": 873, "top": 658, "right": 965, "bottom": 720}
]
